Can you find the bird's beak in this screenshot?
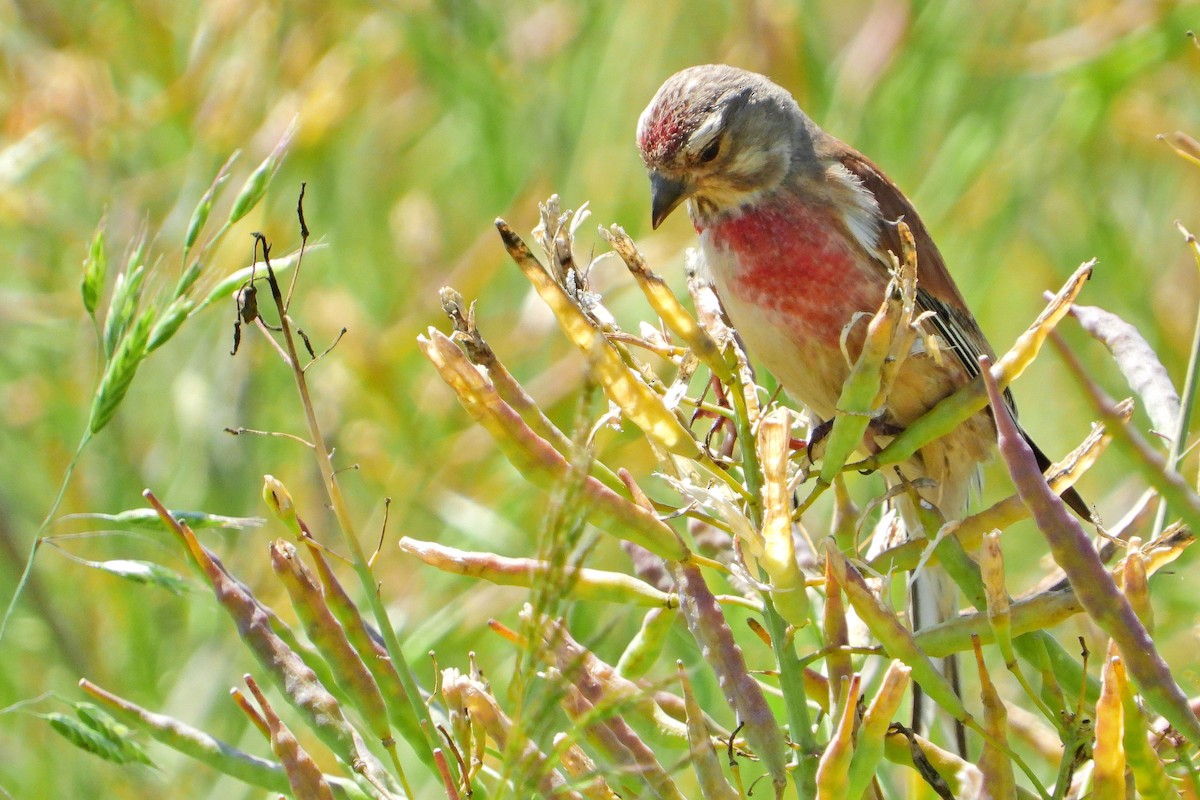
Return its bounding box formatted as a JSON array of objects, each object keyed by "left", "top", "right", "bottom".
[{"left": 649, "top": 170, "right": 690, "bottom": 229}]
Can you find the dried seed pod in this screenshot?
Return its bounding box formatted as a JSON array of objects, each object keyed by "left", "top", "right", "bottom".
[
  {"left": 399, "top": 537, "right": 673, "bottom": 607},
  {"left": 419, "top": 329, "right": 688, "bottom": 560},
  {"left": 243, "top": 674, "right": 336, "bottom": 800},
  {"left": 79, "top": 679, "right": 369, "bottom": 800},
  {"left": 973, "top": 637, "right": 1016, "bottom": 799},
  {"left": 676, "top": 662, "right": 739, "bottom": 800},
  {"left": 758, "top": 408, "right": 809, "bottom": 628},
  {"left": 496, "top": 218, "right": 699, "bottom": 458},
  {"left": 269, "top": 540, "right": 392, "bottom": 750},
  {"left": 1092, "top": 652, "right": 1127, "bottom": 800},
  {"left": 846, "top": 661, "right": 910, "bottom": 799},
  {"left": 673, "top": 561, "right": 788, "bottom": 798},
  {"left": 815, "top": 674, "right": 859, "bottom": 800},
  {"left": 145, "top": 492, "right": 389, "bottom": 789}
]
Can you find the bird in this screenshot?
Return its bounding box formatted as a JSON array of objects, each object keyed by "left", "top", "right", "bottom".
[{"left": 637, "top": 64, "right": 1086, "bottom": 738}]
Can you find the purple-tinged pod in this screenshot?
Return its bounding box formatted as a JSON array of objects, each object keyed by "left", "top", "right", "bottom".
[
  {"left": 621, "top": 540, "right": 675, "bottom": 593},
  {"left": 439, "top": 287, "right": 572, "bottom": 453},
  {"left": 981, "top": 356, "right": 1200, "bottom": 742},
  {"left": 673, "top": 561, "right": 788, "bottom": 798},
  {"left": 439, "top": 286, "right": 629, "bottom": 498},
  {"left": 243, "top": 674, "right": 336, "bottom": 800},
  {"left": 677, "top": 662, "right": 739, "bottom": 800},
  {"left": 618, "top": 469, "right": 675, "bottom": 593},
  {"left": 556, "top": 678, "right": 681, "bottom": 800},
  {"left": 269, "top": 541, "right": 392, "bottom": 750},
  {"left": 556, "top": 681, "right": 642, "bottom": 791},
  {"left": 585, "top": 693, "right": 683, "bottom": 800},
  {"left": 530, "top": 611, "right": 687, "bottom": 742},
  {"left": 144, "top": 491, "right": 387, "bottom": 789},
  {"left": 299, "top": 536, "right": 426, "bottom": 755},
  {"left": 78, "top": 680, "right": 370, "bottom": 800}
]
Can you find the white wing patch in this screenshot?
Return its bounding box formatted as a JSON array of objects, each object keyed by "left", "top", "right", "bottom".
[{"left": 827, "top": 162, "right": 881, "bottom": 254}]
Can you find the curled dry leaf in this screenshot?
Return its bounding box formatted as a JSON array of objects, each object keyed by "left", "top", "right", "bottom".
[{"left": 1067, "top": 301, "right": 1180, "bottom": 437}]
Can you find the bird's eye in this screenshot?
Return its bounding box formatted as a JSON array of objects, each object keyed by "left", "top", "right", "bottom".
[{"left": 697, "top": 137, "right": 722, "bottom": 164}]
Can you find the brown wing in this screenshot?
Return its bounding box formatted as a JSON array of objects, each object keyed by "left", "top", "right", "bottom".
[
  {"left": 837, "top": 149, "right": 997, "bottom": 365},
  {"left": 840, "top": 151, "right": 1092, "bottom": 518}
]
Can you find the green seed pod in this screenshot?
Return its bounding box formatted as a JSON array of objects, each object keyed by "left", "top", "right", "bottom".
[
  {"left": 89, "top": 309, "right": 153, "bottom": 435},
  {"left": 146, "top": 297, "right": 194, "bottom": 353},
  {"left": 616, "top": 607, "right": 676, "bottom": 679},
  {"left": 80, "top": 219, "right": 107, "bottom": 317},
  {"left": 228, "top": 122, "right": 295, "bottom": 225}
]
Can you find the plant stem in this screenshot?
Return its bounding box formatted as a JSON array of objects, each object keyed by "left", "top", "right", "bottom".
[
  {"left": 0, "top": 430, "right": 91, "bottom": 646},
  {"left": 729, "top": 367, "right": 816, "bottom": 798},
  {"left": 264, "top": 256, "right": 439, "bottom": 770},
  {"left": 1153, "top": 226, "right": 1200, "bottom": 536}
]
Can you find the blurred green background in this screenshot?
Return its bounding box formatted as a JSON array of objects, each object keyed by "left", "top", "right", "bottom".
[{"left": 2, "top": 1, "right": 1199, "bottom": 796}]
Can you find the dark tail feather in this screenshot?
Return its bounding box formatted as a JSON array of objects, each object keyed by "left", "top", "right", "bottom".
[{"left": 1025, "top": 432, "right": 1091, "bottom": 519}]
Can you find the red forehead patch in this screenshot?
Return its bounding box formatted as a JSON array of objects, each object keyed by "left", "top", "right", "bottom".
[{"left": 638, "top": 102, "right": 689, "bottom": 163}]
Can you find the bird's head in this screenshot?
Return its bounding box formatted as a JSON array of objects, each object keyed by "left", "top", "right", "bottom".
[{"left": 636, "top": 64, "right": 819, "bottom": 228}]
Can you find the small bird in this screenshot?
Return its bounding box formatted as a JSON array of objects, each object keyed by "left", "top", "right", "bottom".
[
  {"left": 637, "top": 64, "right": 1085, "bottom": 523},
  {"left": 637, "top": 65, "right": 1085, "bottom": 736}
]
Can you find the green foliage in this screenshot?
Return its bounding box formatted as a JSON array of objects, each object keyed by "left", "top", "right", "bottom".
[
  {"left": 80, "top": 219, "right": 106, "bottom": 319},
  {"left": 2, "top": 2, "right": 1200, "bottom": 798},
  {"left": 45, "top": 706, "right": 154, "bottom": 768}
]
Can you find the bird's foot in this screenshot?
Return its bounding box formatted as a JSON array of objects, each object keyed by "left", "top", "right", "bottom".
[{"left": 802, "top": 416, "right": 904, "bottom": 469}]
